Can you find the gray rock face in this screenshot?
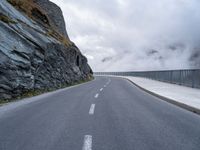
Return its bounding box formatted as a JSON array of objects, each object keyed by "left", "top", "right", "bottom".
[
  {"left": 0, "top": 0, "right": 93, "bottom": 100},
  {"left": 34, "top": 0, "right": 69, "bottom": 39}
]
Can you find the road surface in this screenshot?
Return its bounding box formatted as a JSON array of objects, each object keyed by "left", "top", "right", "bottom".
[{"left": 0, "top": 76, "right": 200, "bottom": 150}]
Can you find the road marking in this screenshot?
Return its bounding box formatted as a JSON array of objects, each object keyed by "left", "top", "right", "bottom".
[
  {"left": 104, "top": 85, "right": 107, "bottom": 87},
  {"left": 82, "top": 135, "right": 92, "bottom": 150},
  {"left": 100, "top": 88, "right": 103, "bottom": 91},
  {"left": 107, "top": 80, "right": 111, "bottom": 85},
  {"left": 94, "top": 93, "right": 99, "bottom": 98},
  {"left": 89, "top": 104, "right": 95, "bottom": 115}
]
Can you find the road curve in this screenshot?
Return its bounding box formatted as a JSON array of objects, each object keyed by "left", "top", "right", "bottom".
[{"left": 0, "top": 76, "right": 200, "bottom": 150}]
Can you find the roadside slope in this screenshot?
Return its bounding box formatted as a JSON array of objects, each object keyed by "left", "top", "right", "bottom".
[{"left": 0, "top": 0, "right": 93, "bottom": 101}]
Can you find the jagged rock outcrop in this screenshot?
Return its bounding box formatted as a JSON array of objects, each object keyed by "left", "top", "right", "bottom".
[
  {"left": 34, "top": 0, "right": 69, "bottom": 39},
  {"left": 0, "top": 0, "right": 93, "bottom": 100}
]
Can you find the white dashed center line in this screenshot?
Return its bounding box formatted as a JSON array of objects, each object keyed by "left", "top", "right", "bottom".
[
  {"left": 94, "top": 93, "right": 99, "bottom": 98},
  {"left": 100, "top": 88, "right": 103, "bottom": 91},
  {"left": 82, "top": 135, "right": 92, "bottom": 150},
  {"left": 89, "top": 104, "right": 95, "bottom": 115}
]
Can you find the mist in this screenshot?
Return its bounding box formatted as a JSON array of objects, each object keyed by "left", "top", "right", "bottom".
[{"left": 51, "top": 0, "right": 200, "bottom": 71}]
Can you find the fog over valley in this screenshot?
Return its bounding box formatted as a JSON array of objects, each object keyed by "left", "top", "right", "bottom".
[{"left": 52, "top": 0, "right": 200, "bottom": 71}]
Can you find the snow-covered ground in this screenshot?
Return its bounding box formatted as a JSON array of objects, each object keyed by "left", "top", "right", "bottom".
[{"left": 125, "top": 76, "right": 200, "bottom": 110}]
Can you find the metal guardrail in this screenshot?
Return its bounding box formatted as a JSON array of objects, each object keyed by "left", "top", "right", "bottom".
[{"left": 94, "top": 69, "right": 200, "bottom": 89}]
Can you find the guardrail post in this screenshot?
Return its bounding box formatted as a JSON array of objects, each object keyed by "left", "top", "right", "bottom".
[
  {"left": 170, "top": 71, "right": 172, "bottom": 83},
  {"left": 179, "top": 70, "right": 182, "bottom": 85},
  {"left": 192, "top": 70, "right": 195, "bottom": 88}
]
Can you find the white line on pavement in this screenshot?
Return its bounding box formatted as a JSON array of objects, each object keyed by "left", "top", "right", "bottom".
[
  {"left": 82, "top": 135, "right": 92, "bottom": 150},
  {"left": 107, "top": 80, "right": 111, "bottom": 85},
  {"left": 94, "top": 93, "right": 99, "bottom": 98},
  {"left": 89, "top": 104, "right": 95, "bottom": 115},
  {"left": 100, "top": 88, "right": 103, "bottom": 91},
  {"left": 104, "top": 85, "right": 107, "bottom": 87}
]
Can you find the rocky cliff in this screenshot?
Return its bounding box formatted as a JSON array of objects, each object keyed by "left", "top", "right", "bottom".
[{"left": 0, "top": 0, "right": 93, "bottom": 100}]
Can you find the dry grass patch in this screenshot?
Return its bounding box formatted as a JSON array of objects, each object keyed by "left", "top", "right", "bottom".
[
  {"left": 7, "top": 0, "right": 49, "bottom": 25},
  {"left": 7, "top": 0, "right": 72, "bottom": 47},
  {"left": 47, "top": 28, "right": 72, "bottom": 46},
  {"left": 0, "top": 13, "right": 16, "bottom": 24}
]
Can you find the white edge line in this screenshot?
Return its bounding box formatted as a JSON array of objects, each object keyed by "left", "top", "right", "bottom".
[
  {"left": 0, "top": 78, "right": 96, "bottom": 116},
  {"left": 82, "top": 135, "right": 92, "bottom": 150},
  {"left": 89, "top": 104, "right": 95, "bottom": 115},
  {"left": 95, "top": 93, "right": 99, "bottom": 98}
]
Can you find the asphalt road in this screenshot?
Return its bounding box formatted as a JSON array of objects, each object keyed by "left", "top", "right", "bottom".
[{"left": 0, "top": 76, "right": 200, "bottom": 150}]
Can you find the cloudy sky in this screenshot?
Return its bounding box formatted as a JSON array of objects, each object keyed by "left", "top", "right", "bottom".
[{"left": 51, "top": 0, "right": 200, "bottom": 71}]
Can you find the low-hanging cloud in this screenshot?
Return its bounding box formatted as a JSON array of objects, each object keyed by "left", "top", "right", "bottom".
[{"left": 51, "top": 0, "right": 200, "bottom": 71}]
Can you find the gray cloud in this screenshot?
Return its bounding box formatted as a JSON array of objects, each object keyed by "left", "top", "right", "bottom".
[{"left": 51, "top": 0, "right": 200, "bottom": 71}]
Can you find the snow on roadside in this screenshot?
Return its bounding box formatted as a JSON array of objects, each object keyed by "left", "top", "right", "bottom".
[{"left": 125, "top": 76, "right": 200, "bottom": 110}]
